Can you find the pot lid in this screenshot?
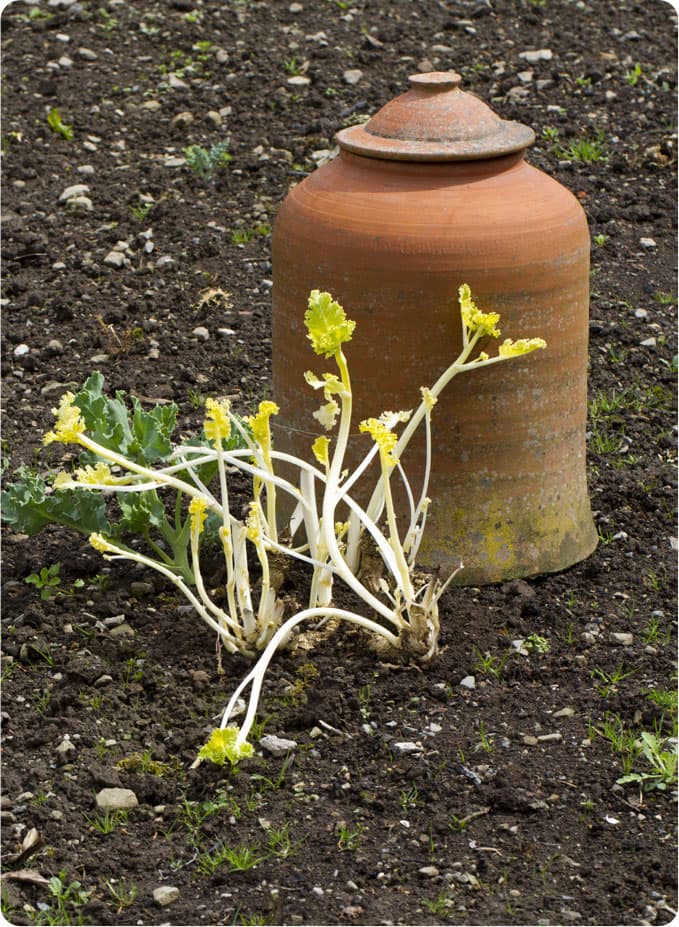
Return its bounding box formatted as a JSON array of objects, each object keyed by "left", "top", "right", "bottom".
[{"left": 335, "top": 72, "right": 535, "bottom": 161}]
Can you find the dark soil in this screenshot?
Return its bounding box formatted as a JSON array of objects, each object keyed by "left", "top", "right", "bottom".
[{"left": 1, "top": 1, "right": 677, "bottom": 925}]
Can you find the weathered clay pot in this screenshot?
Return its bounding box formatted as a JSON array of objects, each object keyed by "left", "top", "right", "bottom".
[{"left": 271, "top": 72, "right": 598, "bottom": 584}]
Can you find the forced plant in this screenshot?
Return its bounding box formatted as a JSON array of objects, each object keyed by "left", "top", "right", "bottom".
[{"left": 2, "top": 285, "right": 545, "bottom": 766}]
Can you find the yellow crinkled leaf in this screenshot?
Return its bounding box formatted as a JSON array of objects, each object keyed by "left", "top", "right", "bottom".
[
  {"left": 312, "top": 435, "right": 330, "bottom": 467},
  {"left": 359, "top": 417, "right": 399, "bottom": 462},
  {"left": 458, "top": 283, "right": 501, "bottom": 338},
  {"left": 43, "top": 393, "right": 86, "bottom": 446},
  {"left": 245, "top": 400, "right": 279, "bottom": 446},
  {"left": 198, "top": 727, "right": 254, "bottom": 766},
  {"left": 498, "top": 337, "right": 547, "bottom": 358},
  {"left": 204, "top": 397, "right": 231, "bottom": 448},
  {"left": 304, "top": 290, "right": 356, "bottom": 358},
  {"left": 74, "top": 462, "right": 115, "bottom": 485},
  {"left": 89, "top": 533, "right": 115, "bottom": 554}
]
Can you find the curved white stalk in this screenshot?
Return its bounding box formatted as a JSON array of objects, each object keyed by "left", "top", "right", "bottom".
[{"left": 220, "top": 606, "right": 401, "bottom": 747}]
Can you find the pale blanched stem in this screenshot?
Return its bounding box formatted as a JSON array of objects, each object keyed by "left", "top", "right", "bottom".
[
  {"left": 379, "top": 454, "right": 415, "bottom": 602},
  {"left": 190, "top": 519, "right": 241, "bottom": 635},
  {"left": 224, "top": 606, "right": 401, "bottom": 747},
  {"left": 320, "top": 350, "right": 399, "bottom": 625}
]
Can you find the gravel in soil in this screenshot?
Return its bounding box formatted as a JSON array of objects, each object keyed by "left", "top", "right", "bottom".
[{"left": 1, "top": 1, "right": 677, "bottom": 925}]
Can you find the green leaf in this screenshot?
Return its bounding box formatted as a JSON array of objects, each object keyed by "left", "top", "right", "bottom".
[
  {"left": 47, "top": 107, "right": 73, "bottom": 140},
  {"left": 304, "top": 290, "right": 356, "bottom": 358},
  {"left": 1, "top": 468, "right": 109, "bottom": 536},
  {"left": 130, "top": 397, "right": 177, "bottom": 463},
  {"left": 117, "top": 491, "right": 167, "bottom": 534},
  {"left": 73, "top": 373, "right": 178, "bottom": 465}
]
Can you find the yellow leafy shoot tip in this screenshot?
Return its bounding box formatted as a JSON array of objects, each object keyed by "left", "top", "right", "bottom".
[
  {"left": 74, "top": 462, "right": 115, "bottom": 485},
  {"left": 304, "top": 290, "right": 356, "bottom": 358},
  {"left": 204, "top": 397, "right": 231, "bottom": 448},
  {"left": 189, "top": 497, "right": 208, "bottom": 535},
  {"left": 89, "top": 533, "right": 115, "bottom": 554},
  {"left": 498, "top": 337, "right": 547, "bottom": 358},
  {"left": 245, "top": 400, "right": 279, "bottom": 447},
  {"left": 53, "top": 471, "right": 76, "bottom": 490},
  {"left": 43, "top": 392, "right": 86, "bottom": 446},
  {"left": 198, "top": 728, "right": 254, "bottom": 766},
  {"left": 312, "top": 435, "right": 330, "bottom": 468},
  {"left": 420, "top": 387, "right": 437, "bottom": 412},
  {"left": 359, "top": 417, "right": 399, "bottom": 464},
  {"left": 459, "top": 283, "right": 501, "bottom": 339}
]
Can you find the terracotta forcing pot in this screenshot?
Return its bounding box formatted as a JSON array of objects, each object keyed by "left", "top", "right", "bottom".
[{"left": 271, "top": 72, "right": 598, "bottom": 584}]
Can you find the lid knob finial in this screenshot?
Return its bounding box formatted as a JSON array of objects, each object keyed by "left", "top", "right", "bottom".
[{"left": 408, "top": 72, "right": 462, "bottom": 91}]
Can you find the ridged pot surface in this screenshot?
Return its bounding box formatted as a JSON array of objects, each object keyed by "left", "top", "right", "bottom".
[{"left": 271, "top": 85, "right": 597, "bottom": 584}]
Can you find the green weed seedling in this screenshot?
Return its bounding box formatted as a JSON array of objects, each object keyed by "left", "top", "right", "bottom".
[
  {"left": 105, "top": 878, "right": 137, "bottom": 913},
  {"left": 84, "top": 809, "right": 129, "bottom": 835},
  {"left": 523, "top": 633, "right": 550, "bottom": 654},
  {"left": 25, "top": 562, "right": 62, "bottom": 600},
  {"left": 625, "top": 63, "right": 643, "bottom": 86},
  {"left": 40, "top": 872, "right": 90, "bottom": 924},
  {"left": 266, "top": 823, "right": 294, "bottom": 859},
  {"left": 617, "top": 731, "right": 677, "bottom": 792},
  {"left": 47, "top": 107, "right": 73, "bottom": 140},
  {"left": 337, "top": 821, "right": 364, "bottom": 851},
  {"left": 184, "top": 140, "right": 232, "bottom": 181},
  {"left": 198, "top": 842, "right": 264, "bottom": 876},
  {"left": 557, "top": 131, "right": 607, "bottom": 163},
  {"left": 590, "top": 664, "right": 637, "bottom": 698},
  {"left": 473, "top": 646, "right": 511, "bottom": 679},
  {"left": 424, "top": 891, "right": 453, "bottom": 915}
]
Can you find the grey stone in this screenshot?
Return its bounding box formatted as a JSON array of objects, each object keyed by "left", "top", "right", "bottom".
[
  {"left": 392, "top": 741, "right": 423, "bottom": 755},
  {"left": 59, "top": 183, "right": 90, "bottom": 202},
  {"left": 418, "top": 865, "right": 439, "bottom": 878},
  {"left": 95, "top": 788, "right": 138, "bottom": 812},
  {"left": 260, "top": 734, "right": 297, "bottom": 756},
  {"left": 287, "top": 75, "right": 311, "bottom": 87},
  {"left": 518, "top": 48, "right": 553, "bottom": 63},
  {"left": 459, "top": 675, "right": 476, "bottom": 690},
  {"left": 537, "top": 732, "right": 562, "bottom": 743},
  {"left": 610, "top": 632, "right": 634, "bottom": 646},
  {"left": 153, "top": 885, "right": 179, "bottom": 907},
  {"left": 104, "top": 251, "right": 126, "bottom": 268},
  {"left": 77, "top": 48, "right": 98, "bottom": 61},
  {"left": 343, "top": 69, "right": 363, "bottom": 85},
  {"left": 192, "top": 326, "right": 210, "bottom": 341}
]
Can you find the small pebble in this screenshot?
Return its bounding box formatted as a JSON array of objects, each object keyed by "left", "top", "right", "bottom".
[
  {"left": 153, "top": 886, "right": 179, "bottom": 907},
  {"left": 96, "top": 788, "right": 138, "bottom": 812},
  {"left": 59, "top": 183, "right": 90, "bottom": 202},
  {"left": 537, "top": 732, "right": 563, "bottom": 743},
  {"left": 610, "top": 632, "right": 634, "bottom": 646},
  {"left": 104, "top": 251, "right": 126, "bottom": 268},
  {"left": 518, "top": 48, "right": 553, "bottom": 63},
  {"left": 260, "top": 734, "right": 297, "bottom": 756},
  {"left": 392, "top": 741, "right": 422, "bottom": 755},
  {"left": 343, "top": 69, "right": 363, "bottom": 85},
  {"left": 192, "top": 326, "right": 210, "bottom": 341},
  {"left": 459, "top": 675, "right": 476, "bottom": 690},
  {"left": 639, "top": 237, "right": 656, "bottom": 249}
]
